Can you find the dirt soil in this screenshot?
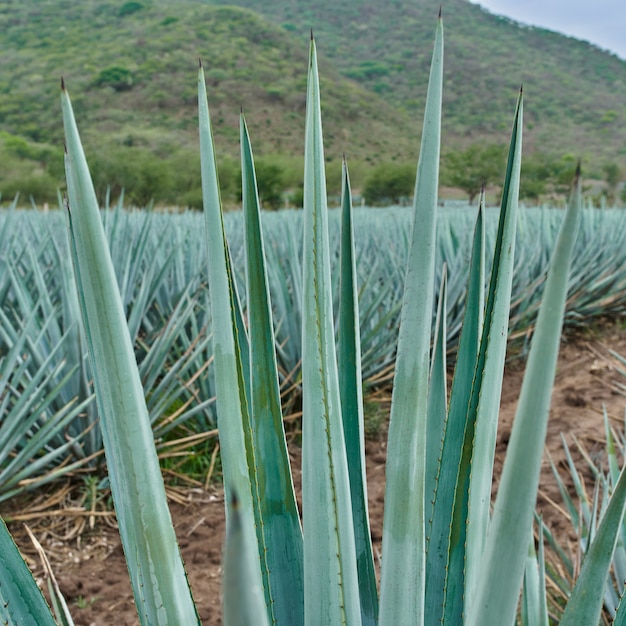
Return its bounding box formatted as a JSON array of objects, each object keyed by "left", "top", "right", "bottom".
[{"left": 4, "top": 327, "right": 626, "bottom": 626}]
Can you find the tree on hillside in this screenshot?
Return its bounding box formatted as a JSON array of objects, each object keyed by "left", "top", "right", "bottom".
[
  {"left": 441, "top": 143, "right": 506, "bottom": 204},
  {"left": 254, "top": 159, "right": 285, "bottom": 210},
  {"left": 363, "top": 163, "right": 415, "bottom": 205},
  {"left": 603, "top": 162, "right": 621, "bottom": 203}
]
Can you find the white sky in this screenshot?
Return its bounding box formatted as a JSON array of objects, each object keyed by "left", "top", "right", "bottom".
[{"left": 470, "top": 0, "right": 626, "bottom": 60}]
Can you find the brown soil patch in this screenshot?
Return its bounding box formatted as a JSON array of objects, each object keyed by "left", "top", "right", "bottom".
[{"left": 4, "top": 327, "right": 626, "bottom": 625}]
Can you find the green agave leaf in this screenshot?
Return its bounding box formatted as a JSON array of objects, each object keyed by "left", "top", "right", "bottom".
[
  {"left": 0, "top": 516, "right": 57, "bottom": 626},
  {"left": 443, "top": 93, "right": 523, "bottom": 623},
  {"left": 425, "top": 197, "right": 484, "bottom": 625},
  {"left": 198, "top": 65, "right": 266, "bottom": 618},
  {"left": 379, "top": 15, "right": 443, "bottom": 624},
  {"left": 521, "top": 524, "right": 548, "bottom": 626},
  {"left": 614, "top": 588, "right": 626, "bottom": 626},
  {"left": 537, "top": 519, "right": 549, "bottom": 626},
  {"left": 240, "top": 114, "right": 304, "bottom": 626},
  {"left": 337, "top": 159, "right": 378, "bottom": 626},
  {"left": 62, "top": 84, "right": 199, "bottom": 626},
  {"left": 468, "top": 167, "right": 582, "bottom": 626},
  {"left": 301, "top": 37, "right": 361, "bottom": 625},
  {"left": 560, "top": 458, "right": 626, "bottom": 626},
  {"left": 223, "top": 493, "right": 270, "bottom": 626},
  {"left": 605, "top": 405, "right": 621, "bottom": 488},
  {"left": 425, "top": 263, "right": 448, "bottom": 543},
  {"left": 521, "top": 532, "right": 539, "bottom": 626}
]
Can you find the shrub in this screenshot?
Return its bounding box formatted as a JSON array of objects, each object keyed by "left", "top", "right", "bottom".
[{"left": 362, "top": 162, "right": 415, "bottom": 205}]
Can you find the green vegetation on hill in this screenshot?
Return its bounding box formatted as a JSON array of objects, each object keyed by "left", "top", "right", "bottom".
[
  {"left": 0, "top": 0, "right": 415, "bottom": 204},
  {"left": 216, "top": 0, "right": 626, "bottom": 168},
  {"left": 0, "top": 0, "right": 625, "bottom": 205}
]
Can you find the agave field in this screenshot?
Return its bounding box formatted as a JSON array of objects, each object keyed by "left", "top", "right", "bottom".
[
  {"left": 3, "top": 13, "right": 626, "bottom": 626},
  {"left": 2, "top": 202, "right": 626, "bottom": 505}
]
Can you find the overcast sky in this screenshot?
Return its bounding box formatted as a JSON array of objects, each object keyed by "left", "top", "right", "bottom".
[{"left": 470, "top": 0, "right": 626, "bottom": 60}]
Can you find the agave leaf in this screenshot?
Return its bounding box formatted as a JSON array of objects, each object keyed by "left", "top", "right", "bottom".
[
  {"left": 521, "top": 531, "right": 540, "bottom": 626},
  {"left": 301, "top": 37, "right": 361, "bottom": 625},
  {"left": 537, "top": 519, "right": 549, "bottom": 625},
  {"left": 560, "top": 457, "right": 626, "bottom": 626},
  {"left": 615, "top": 589, "right": 626, "bottom": 626},
  {"left": 468, "top": 167, "right": 582, "bottom": 626},
  {"left": 337, "top": 159, "right": 378, "bottom": 626},
  {"left": 0, "top": 517, "right": 57, "bottom": 626},
  {"left": 379, "top": 16, "right": 443, "bottom": 624},
  {"left": 425, "top": 198, "right": 484, "bottom": 625},
  {"left": 443, "top": 94, "right": 523, "bottom": 623},
  {"left": 223, "top": 493, "right": 270, "bottom": 626},
  {"left": 62, "top": 84, "right": 199, "bottom": 625},
  {"left": 605, "top": 405, "right": 621, "bottom": 488},
  {"left": 198, "top": 65, "right": 266, "bottom": 619},
  {"left": 240, "top": 114, "right": 304, "bottom": 625},
  {"left": 425, "top": 263, "right": 448, "bottom": 542},
  {"left": 521, "top": 523, "right": 548, "bottom": 626}
]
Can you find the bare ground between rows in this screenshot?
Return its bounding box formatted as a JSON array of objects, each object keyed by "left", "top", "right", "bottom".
[{"left": 4, "top": 325, "right": 626, "bottom": 625}]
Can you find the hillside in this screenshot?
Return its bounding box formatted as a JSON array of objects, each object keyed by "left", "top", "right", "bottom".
[
  {"left": 0, "top": 1, "right": 413, "bottom": 157},
  {"left": 0, "top": 0, "right": 625, "bottom": 205},
  {"left": 212, "top": 0, "right": 626, "bottom": 167}
]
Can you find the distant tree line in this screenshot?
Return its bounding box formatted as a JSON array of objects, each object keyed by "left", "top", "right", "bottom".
[
  {"left": 362, "top": 143, "right": 625, "bottom": 206},
  {"left": 1, "top": 133, "right": 624, "bottom": 209}
]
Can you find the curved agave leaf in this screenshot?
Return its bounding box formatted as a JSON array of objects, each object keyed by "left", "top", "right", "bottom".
[{"left": 62, "top": 84, "right": 199, "bottom": 626}]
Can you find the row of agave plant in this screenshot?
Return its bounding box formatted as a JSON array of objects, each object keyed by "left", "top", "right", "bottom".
[
  {"left": 2, "top": 204, "right": 626, "bottom": 505},
  {"left": 1, "top": 15, "right": 626, "bottom": 626}
]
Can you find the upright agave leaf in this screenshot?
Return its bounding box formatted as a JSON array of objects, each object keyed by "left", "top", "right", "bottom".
[
  {"left": 197, "top": 66, "right": 266, "bottom": 620},
  {"left": 301, "top": 37, "right": 361, "bottom": 625},
  {"left": 337, "top": 159, "right": 378, "bottom": 626},
  {"left": 379, "top": 15, "right": 443, "bottom": 625},
  {"left": 425, "top": 193, "right": 486, "bottom": 626},
  {"left": 62, "top": 83, "right": 199, "bottom": 625},
  {"left": 445, "top": 95, "right": 523, "bottom": 624},
  {"left": 467, "top": 168, "right": 583, "bottom": 626},
  {"left": 240, "top": 114, "right": 304, "bottom": 626}
]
